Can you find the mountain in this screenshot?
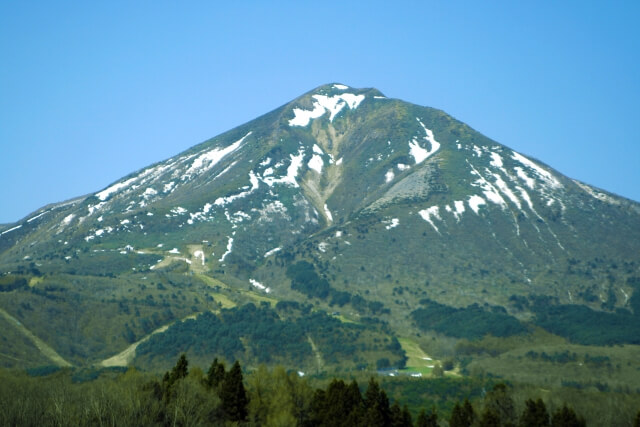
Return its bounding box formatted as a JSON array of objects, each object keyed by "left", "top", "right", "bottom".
[{"left": 1, "top": 84, "right": 640, "bottom": 376}]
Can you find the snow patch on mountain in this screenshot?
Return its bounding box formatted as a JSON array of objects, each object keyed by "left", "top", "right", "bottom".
[
  {"left": 96, "top": 177, "right": 138, "bottom": 201},
  {"left": 514, "top": 167, "right": 535, "bottom": 189},
  {"left": 183, "top": 132, "right": 251, "bottom": 180},
  {"left": 489, "top": 152, "right": 503, "bottom": 168},
  {"left": 219, "top": 237, "right": 233, "bottom": 262},
  {"left": 468, "top": 163, "right": 507, "bottom": 208},
  {"left": 573, "top": 180, "right": 620, "bottom": 205},
  {"left": 511, "top": 151, "right": 561, "bottom": 189},
  {"left": 324, "top": 204, "right": 333, "bottom": 223},
  {"left": 468, "top": 195, "right": 486, "bottom": 214},
  {"left": 261, "top": 148, "right": 305, "bottom": 188},
  {"left": 253, "top": 201, "right": 290, "bottom": 223},
  {"left": 385, "top": 170, "right": 395, "bottom": 183},
  {"left": 250, "top": 279, "right": 271, "bottom": 293},
  {"left": 0, "top": 224, "right": 22, "bottom": 236},
  {"left": 409, "top": 118, "right": 441, "bottom": 164},
  {"left": 384, "top": 218, "right": 399, "bottom": 230},
  {"left": 419, "top": 206, "right": 441, "bottom": 233},
  {"left": 214, "top": 171, "right": 260, "bottom": 207},
  {"left": 289, "top": 93, "right": 365, "bottom": 126},
  {"left": 264, "top": 247, "right": 281, "bottom": 258},
  {"left": 193, "top": 250, "right": 205, "bottom": 265},
  {"left": 491, "top": 172, "right": 522, "bottom": 209},
  {"left": 308, "top": 154, "right": 323, "bottom": 174}
]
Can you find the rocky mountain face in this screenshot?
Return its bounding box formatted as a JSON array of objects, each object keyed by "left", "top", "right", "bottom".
[{"left": 1, "top": 83, "right": 639, "bottom": 369}]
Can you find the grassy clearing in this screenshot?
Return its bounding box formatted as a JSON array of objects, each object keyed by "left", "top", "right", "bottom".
[
  {"left": 196, "top": 274, "right": 230, "bottom": 289},
  {"left": 398, "top": 337, "right": 436, "bottom": 376},
  {"left": 239, "top": 289, "right": 279, "bottom": 306},
  {"left": 28, "top": 277, "right": 43, "bottom": 288},
  {"left": 209, "top": 292, "right": 236, "bottom": 309},
  {"left": 331, "top": 313, "right": 358, "bottom": 324}
]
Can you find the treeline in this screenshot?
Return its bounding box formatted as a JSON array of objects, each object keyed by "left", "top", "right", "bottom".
[
  {"left": 411, "top": 299, "right": 527, "bottom": 340},
  {"left": 286, "top": 261, "right": 389, "bottom": 315},
  {"left": 531, "top": 302, "right": 640, "bottom": 345},
  {"left": 135, "top": 302, "right": 406, "bottom": 372},
  {"left": 2, "top": 355, "right": 636, "bottom": 426}
]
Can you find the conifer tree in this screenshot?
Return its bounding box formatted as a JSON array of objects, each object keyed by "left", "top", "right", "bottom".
[
  {"left": 162, "top": 353, "right": 189, "bottom": 403},
  {"left": 390, "top": 401, "right": 402, "bottom": 427},
  {"left": 450, "top": 399, "right": 475, "bottom": 427},
  {"left": 364, "top": 377, "right": 391, "bottom": 427},
  {"left": 206, "top": 357, "right": 226, "bottom": 389},
  {"left": 416, "top": 407, "right": 438, "bottom": 427},
  {"left": 550, "top": 404, "right": 585, "bottom": 427},
  {"left": 170, "top": 353, "right": 189, "bottom": 384},
  {"left": 483, "top": 383, "right": 516, "bottom": 426},
  {"left": 220, "top": 360, "right": 249, "bottom": 422},
  {"left": 520, "top": 398, "right": 550, "bottom": 427}
]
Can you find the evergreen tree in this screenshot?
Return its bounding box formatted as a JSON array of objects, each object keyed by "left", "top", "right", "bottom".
[
  {"left": 401, "top": 404, "right": 413, "bottom": 427},
  {"left": 170, "top": 353, "right": 189, "bottom": 384},
  {"left": 364, "top": 377, "right": 391, "bottom": 427},
  {"left": 390, "top": 401, "right": 403, "bottom": 427},
  {"left": 450, "top": 399, "right": 475, "bottom": 427},
  {"left": 220, "top": 360, "right": 249, "bottom": 422},
  {"left": 206, "top": 357, "right": 226, "bottom": 389},
  {"left": 520, "top": 398, "right": 550, "bottom": 427},
  {"left": 483, "top": 383, "right": 516, "bottom": 427},
  {"left": 162, "top": 353, "right": 189, "bottom": 403},
  {"left": 389, "top": 402, "right": 413, "bottom": 427},
  {"left": 551, "top": 404, "right": 585, "bottom": 427},
  {"left": 323, "top": 379, "right": 361, "bottom": 426},
  {"left": 416, "top": 407, "right": 438, "bottom": 427}
]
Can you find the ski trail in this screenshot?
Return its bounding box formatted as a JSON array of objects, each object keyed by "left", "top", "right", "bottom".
[{"left": 0, "top": 308, "right": 72, "bottom": 367}]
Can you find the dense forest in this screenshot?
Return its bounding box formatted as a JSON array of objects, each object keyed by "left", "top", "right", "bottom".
[{"left": 1, "top": 354, "right": 639, "bottom": 426}]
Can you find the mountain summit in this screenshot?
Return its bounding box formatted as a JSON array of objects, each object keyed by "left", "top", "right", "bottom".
[{"left": 1, "top": 83, "right": 639, "bottom": 369}]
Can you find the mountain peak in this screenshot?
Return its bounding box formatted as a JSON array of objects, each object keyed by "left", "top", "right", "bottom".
[
  {"left": 287, "top": 84, "right": 386, "bottom": 127},
  {"left": 1, "top": 85, "right": 640, "bottom": 370}
]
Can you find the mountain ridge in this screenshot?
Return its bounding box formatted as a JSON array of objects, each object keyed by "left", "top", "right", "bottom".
[{"left": 0, "top": 83, "right": 639, "bottom": 373}]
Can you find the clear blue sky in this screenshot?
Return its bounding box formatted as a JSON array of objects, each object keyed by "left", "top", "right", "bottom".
[{"left": 1, "top": 1, "right": 639, "bottom": 224}]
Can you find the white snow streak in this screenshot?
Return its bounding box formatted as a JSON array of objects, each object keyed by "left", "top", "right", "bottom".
[
  {"left": 453, "top": 200, "right": 466, "bottom": 221},
  {"left": 514, "top": 167, "right": 535, "bottom": 189},
  {"left": 289, "top": 93, "right": 365, "bottom": 126},
  {"left": 385, "top": 218, "right": 399, "bottom": 230},
  {"left": 262, "top": 149, "right": 305, "bottom": 187},
  {"left": 264, "top": 247, "right": 281, "bottom": 258},
  {"left": 308, "top": 154, "right": 324, "bottom": 174},
  {"left": 0, "top": 224, "right": 22, "bottom": 236},
  {"left": 511, "top": 151, "right": 561, "bottom": 189},
  {"left": 219, "top": 237, "right": 233, "bottom": 262},
  {"left": 385, "top": 169, "right": 395, "bottom": 183},
  {"left": 489, "top": 152, "right": 503, "bottom": 168},
  {"left": 193, "top": 250, "right": 205, "bottom": 266},
  {"left": 468, "top": 195, "right": 486, "bottom": 214},
  {"left": 250, "top": 279, "right": 271, "bottom": 293},
  {"left": 418, "top": 206, "right": 441, "bottom": 233},
  {"left": 96, "top": 177, "right": 138, "bottom": 201},
  {"left": 214, "top": 171, "right": 260, "bottom": 206},
  {"left": 409, "top": 118, "right": 441, "bottom": 164},
  {"left": 324, "top": 204, "right": 333, "bottom": 223},
  {"left": 183, "top": 132, "right": 251, "bottom": 179}
]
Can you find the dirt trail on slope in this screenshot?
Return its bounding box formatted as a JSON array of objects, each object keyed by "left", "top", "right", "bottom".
[
  {"left": 307, "top": 335, "right": 324, "bottom": 373},
  {"left": 0, "top": 308, "right": 72, "bottom": 367},
  {"left": 99, "top": 313, "right": 200, "bottom": 367}
]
